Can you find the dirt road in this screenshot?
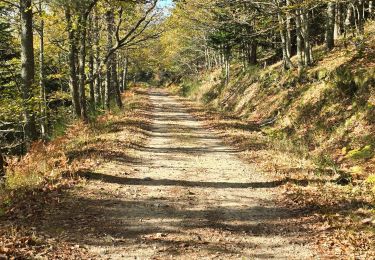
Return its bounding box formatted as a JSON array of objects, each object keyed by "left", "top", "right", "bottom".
[{"left": 40, "top": 90, "right": 314, "bottom": 259}]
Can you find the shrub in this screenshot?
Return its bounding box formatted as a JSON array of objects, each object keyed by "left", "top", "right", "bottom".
[{"left": 346, "top": 145, "right": 374, "bottom": 160}]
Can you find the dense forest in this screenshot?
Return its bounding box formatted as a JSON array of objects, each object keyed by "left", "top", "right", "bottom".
[{"left": 0, "top": 0, "right": 374, "bottom": 258}]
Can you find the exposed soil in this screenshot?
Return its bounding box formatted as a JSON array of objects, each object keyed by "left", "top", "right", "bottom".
[{"left": 9, "top": 89, "right": 316, "bottom": 259}]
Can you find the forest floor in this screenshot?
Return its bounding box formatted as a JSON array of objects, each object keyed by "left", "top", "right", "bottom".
[
  {"left": 0, "top": 89, "right": 373, "bottom": 259},
  {"left": 1, "top": 89, "right": 319, "bottom": 259}
]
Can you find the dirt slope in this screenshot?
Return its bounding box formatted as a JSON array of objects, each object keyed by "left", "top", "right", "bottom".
[{"left": 28, "top": 89, "right": 314, "bottom": 259}]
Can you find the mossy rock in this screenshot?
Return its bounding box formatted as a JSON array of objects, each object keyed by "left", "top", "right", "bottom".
[{"left": 345, "top": 145, "right": 374, "bottom": 160}]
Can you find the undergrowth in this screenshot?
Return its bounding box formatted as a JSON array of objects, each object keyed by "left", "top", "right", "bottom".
[{"left": 0, "top": 89, "right": 149, "bottom": 213}]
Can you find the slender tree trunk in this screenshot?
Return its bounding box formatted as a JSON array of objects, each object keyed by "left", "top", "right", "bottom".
[
  {"left": 65, "top": 6, "right": 81, "bottom": 117},
  {"left": 326, "top": 2, "right": 336, "bottom": 50},
  {"left": 104, "top": 9, "right": 122, "bottom": 108},
  {"left": 105, "top": 10, "right": 113, "bottom": 109},
  {"left": 334, "top": 1, "right": 342, "bottom": 39},
  {"left": 301, "top": 11, "right": 313, "bottom": 65},
  {"left": 295, "top": 9, "right": 305, "bottom": 68},
  {"left": 224, "top": 46, "right": 230, "bottom": 85},
  {"left": 345, "top": 3, "right": 353, "bottom": 39},
  {"left": 117, "top": 57, "right": 122, "bottom": 92},
  {"left": 77, "top": 13, "right": 88, "bottom": 122},
  {"left": 122, "top": 56, "right": 128, "bottom": 92},
  {"left": 285, "top": 1, "right": 292, "bottom": 59},
  {"left": 89, "top": 52, "right": 95, "bottom": 107},
  {"left": 93, "top": 10, "right": 101, "bottom": 106},
  {"left": 213, "top": 51, "right": 218, "bottom": 68},
  {"left": 356, "top": 0, "right": 365, "bottom": 34},
  {"left": 88, "top": 17, "right": 95, "bottom": 107},
  {"left": 20, "top": 0, "right": 38, "bottom": 143},
  {"left": 39, "top": 0, "right": 47, "bottom": 138},
  {"left": 112, "top": 53, "right": 123, "bottom": 108},
  {"left": 0, "top": 152, "right": 5, "bottom": 178},
  {"left": 277, "top": 1, "right": 293, "bottom": 69}
]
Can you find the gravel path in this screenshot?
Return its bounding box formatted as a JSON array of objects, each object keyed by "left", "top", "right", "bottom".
[{"left": 46, "top": 89, "right": 314, "bottom": 259}]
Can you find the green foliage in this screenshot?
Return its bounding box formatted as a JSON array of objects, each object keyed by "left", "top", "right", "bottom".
[
  {"left": 180, "top": 80, "right": 201, "bottom": 97},
  {"left": 50, "top": 107, "right": 72, "bottom": 140},
  {"left": 6, "top": 171, "right": 44, "bottom": 190},
  {"left": 366, "top": 175, "right": 375, "bottom": 193},
  {"left": 313, "top": 153, "right": 341, "bottom": 175},
  {"left": 346, "top": 145, "right": 374, "bottom": 160},
  {"left": 202, "top": 80, "right": 226, "bottom": 104},
  {"left": 367, "top": 175, "right": 375, "bottom": 184}
]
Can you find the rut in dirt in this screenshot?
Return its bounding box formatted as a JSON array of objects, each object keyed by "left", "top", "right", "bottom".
[{"left": 40, "top": 89, "right": 314, "bottom": 259}]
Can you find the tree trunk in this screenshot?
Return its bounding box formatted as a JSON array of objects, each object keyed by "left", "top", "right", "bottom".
[
  {"left": 277, "top": 1, "right": 293, "bottom": 69},
  {"left": 122, "top": 56, "right": 128, "bottom": 92},
  {"left": 88, "top": 16, "right": 95, "bottom": 108},
  {"left": 326, "top": 2, "right": 336, "bottom": 50},
  {"left": 78, "top": 14, "right": 88, "bottom": 122},
  {"left": 224, "top": 46, "right": 230, "bottom": 85},
  {"left": 105, "top": 10, "right": 113, "bottom": 109},
  {"left": 356, "top": 0, "right": 365, "bottom": 34},
  {"left": 301, "top": 10, "right": 313, "bottom": 65},
  {"left": 286, "top": 5, "right": 292, "bottom": 59},
  {"left": 39, "top": 0, "right": 47, "bottom": 138},
  {"left": 20, "top": 0, "right": 38, "bottom": 143},
  {"left": 93, "top": 10, "right": 101, "bottom": 106},
  {"left": 295, "top": 9, "right": 305, "bottom": 68},
  {"left": 65, "top": 6, "right": 81, "bottom": 118},
  {"left": 345, "top": 3, "right": 354, "bottom": 39},
  {"left": 0, "top": 152, "right": 5, "bottom": 178},
  {"left": 334, "top": 1, "right": 342, "bottom": 39},
  {"left": 112, "top": 53, "right": 123, "bottom": 108}
]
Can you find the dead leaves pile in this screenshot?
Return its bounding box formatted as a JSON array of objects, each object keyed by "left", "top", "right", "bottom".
[{"left": 0, "top": 229, "right": 90, "bottom": 259}]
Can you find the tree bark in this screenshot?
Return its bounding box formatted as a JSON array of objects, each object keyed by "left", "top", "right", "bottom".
[
  {"left": 65, "top": 6, "right": 81, "bottom": 118},
  {"left": 295, "top": 8, "right": 305, "bottom": 68},
  {"left": 224, "top": 46, "right": 230, "bottom": 85},
  {"left": 277, "top": 1, "right": 293, "bottom": 69},
  {"left": 112, "top": 52, "right": 123, "bottom": 108},
  {"left": 105, "top": 10, "right": 113, "bottom": 109},
  {"left": 121, "top": 56, "right": 128, "bottom": 92},
  {"left": 0, "top": 152, "right": 5, "bottom": 178},
  {"left": 93, "top": 9, "right": 101, "bottom": 106},
  {"left": 20, "top": 0, "right": 38, "bottom": 143},
  {"left": 301, "top": 10, "right": 313, "bottom": 65},
  {"left": 326, "top": 2, "right": 336, "bottom": 50},
  {"left": 334, "top": 1, "right": 342, "bottom": 39},
  {"left": 88, "top": 16, "right": 95, "bottom": 107},
  {"left": 344, "top": 3, "right": 353, "bottom": 38},
  {"left": 39, "top": 0, "right": 47, "bottom": 138},
  {"left": 356, "top": 0, "right": 365, "bottom": 34},
  {"left": 78, "top": 14, "right": 88, "bottom": 122}
]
